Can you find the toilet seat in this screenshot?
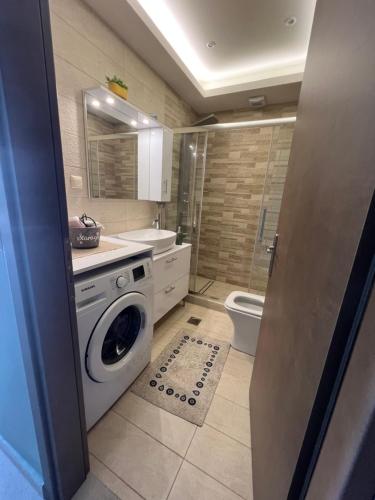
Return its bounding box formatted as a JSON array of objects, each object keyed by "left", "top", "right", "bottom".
[{"left": 225, "top": 291, "right": 264, "bottom": 317}]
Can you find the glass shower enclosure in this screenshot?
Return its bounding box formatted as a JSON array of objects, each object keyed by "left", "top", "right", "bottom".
[{"left": 169, "top": 120, "right": 295, "bottom": 303}]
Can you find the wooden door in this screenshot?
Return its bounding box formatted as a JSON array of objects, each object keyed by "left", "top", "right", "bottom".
[{"left": 250, "top": 0, "right": 375, "bottom": 498}]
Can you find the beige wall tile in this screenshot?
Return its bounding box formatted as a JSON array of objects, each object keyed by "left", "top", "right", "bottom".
[
  {"left": 49, "top": 0, "right": 196, "bottom": 231},
  {"left": 197, "top": 117, "right": 295, "bottom": 293}
]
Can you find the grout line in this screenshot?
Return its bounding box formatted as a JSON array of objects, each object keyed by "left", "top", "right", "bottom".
[
  {"left": 183, "top": 459, "right": 249, "bottom": 500},
  {"left": 111, "top": 408, "right": 192, "bottom": 459},
  {"left": 165, "top": 457, "right": 184, "bottom": 500},
  {"left": 184, "top": 426, "right": 198, "bottom": 458},
  {"left": 213, "top": 392, "right": 251, "bottom": 412},
  {"left": 214, "top": 391, "right": 250, "bottom": 411},
  {"left": 204, "top": 422, "right": 251, "bottom": 449},
  {"left": 90, "top": 452, "right": 146, "bottom": 500},
  {"left": 166, "top": 427, "right": 198, "bottom": 500}
]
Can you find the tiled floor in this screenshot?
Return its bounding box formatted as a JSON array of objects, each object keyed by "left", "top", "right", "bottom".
[
  {"left": 191, "top": 275, "right": 251, "bottom": 303},
  {"left": 88, "top": 302, "right": 254, "bottom": 500}
]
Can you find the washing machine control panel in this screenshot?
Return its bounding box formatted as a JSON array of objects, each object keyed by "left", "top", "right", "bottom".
[
  {"left": 75, "top": 256, "right": 152, "bottom": 305},
  {"left": 109, "top": 258, "right": 152, "bottom": 294}
]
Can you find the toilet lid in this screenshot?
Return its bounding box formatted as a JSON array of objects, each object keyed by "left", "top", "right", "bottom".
[{"left": 225, "top": 291, "right": 264, "bottom": 316}]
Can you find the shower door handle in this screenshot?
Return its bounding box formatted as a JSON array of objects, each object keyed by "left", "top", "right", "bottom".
[
  {"left": 267, "top": 233, "right": 279, "bottom": 277},
  {"left": 258, "top": 207, "right": 267, "bottom": 242},
  {"left": 193, "top": 200, "right": 200, "bottom": 232}
]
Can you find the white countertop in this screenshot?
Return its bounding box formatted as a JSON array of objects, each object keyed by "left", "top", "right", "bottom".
[{"left": 72, "top": 236, "right": 153, "bottom": 276}]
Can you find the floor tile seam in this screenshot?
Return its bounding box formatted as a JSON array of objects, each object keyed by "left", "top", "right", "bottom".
[
  {"left": 183, "top": 425, "right": 198, "bottom": 458},
  {"left": 203, "top": 422, "right": 251, "bottom": 449},
  {"left": 111, "top": 408, "right": 193, "bottom": 459},
  {"left": 165, "top": 456, "right": 185, "bottom": 500},
  {"left": 90, "top": 451, "right": 146, "bottom": 500},
  {"left": 213, "top": 391, "right": 250, "bottom": 411},
  {"left": 212, "top": 393, "right": 251, "bottom": 413},
  {"left": 182, "top": 458, "right": 249, "bottom": 500}
]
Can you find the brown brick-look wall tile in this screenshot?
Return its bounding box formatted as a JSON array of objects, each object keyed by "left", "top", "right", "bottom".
[{"left": 197, "top": 117, "right": 295, "bottom": 293}]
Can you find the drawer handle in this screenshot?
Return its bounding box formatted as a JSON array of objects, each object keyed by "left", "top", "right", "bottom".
[
  {"left": 166, "top": 257, "right": 178, "bottom": 264},
  {"left": 165, "top": 285, "right": 176, "bottom": 294}
]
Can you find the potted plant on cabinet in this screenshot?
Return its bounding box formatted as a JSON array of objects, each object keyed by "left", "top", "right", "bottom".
[{"left": 105, "top": 75, "right": 128, "bottom": 100}]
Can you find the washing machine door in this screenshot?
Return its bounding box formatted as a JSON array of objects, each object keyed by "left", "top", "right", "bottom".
[{"left": 86, "top": 292, "right": 149, "bottom": 382}]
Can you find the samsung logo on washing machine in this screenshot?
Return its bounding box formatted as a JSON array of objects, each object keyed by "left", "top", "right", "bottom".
[{"left": 81, "top": 284, "right": 96, "bottom": 292}]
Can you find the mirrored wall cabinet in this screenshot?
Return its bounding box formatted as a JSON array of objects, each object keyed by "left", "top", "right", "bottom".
[{"left": 83, "top": 87, "right": 173, "bottom": 202}]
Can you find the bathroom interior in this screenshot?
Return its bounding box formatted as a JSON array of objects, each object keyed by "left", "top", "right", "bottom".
[
  {"left": 54, "top": 0, "right": 300, "bottom": 494},
  {"left": 52, "top": 0, "right": 300, "bottom": 493},
  {"left": 3, "top": 0, "right": 375, "bottom": 500}
]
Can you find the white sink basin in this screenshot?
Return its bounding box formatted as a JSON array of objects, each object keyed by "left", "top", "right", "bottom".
[{"left": 116, "top": 228, "right": 176, "bottom": 255}]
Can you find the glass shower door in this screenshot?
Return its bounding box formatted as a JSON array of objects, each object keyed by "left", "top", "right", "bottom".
[
  {"left": 171, "top": 131, "right": 208, "bottom": 293},
  {"left": 249, "top": 123, "right": 294, "bottom": 294}
]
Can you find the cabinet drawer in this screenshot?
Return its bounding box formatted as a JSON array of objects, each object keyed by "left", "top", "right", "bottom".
[
  {"left": 154, "top": 273, "right": 189, "bottom": 323},
  {"left": 153, "top": 245, "right": 191, "bottom": 293}
]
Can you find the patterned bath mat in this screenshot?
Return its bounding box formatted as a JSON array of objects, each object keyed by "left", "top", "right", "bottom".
[{"left": 132, "top": 330, "right": 230, "bottom": 426}]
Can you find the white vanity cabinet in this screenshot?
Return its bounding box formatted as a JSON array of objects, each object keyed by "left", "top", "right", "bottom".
[
  {"left": 138, "top": 127, "right": 173, "bottom": 202},
  {"left": 153, "top": 243, "right": 191, "bottom": 323}
]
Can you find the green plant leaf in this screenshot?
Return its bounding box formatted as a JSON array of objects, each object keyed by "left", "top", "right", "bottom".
[{"left": 106, "top": 75, "right": 128, "bottom": 89}]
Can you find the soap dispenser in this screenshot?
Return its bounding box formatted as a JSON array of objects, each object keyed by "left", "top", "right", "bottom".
[{"left": 176, "top": 226, "right": 184, "bottom": 245}]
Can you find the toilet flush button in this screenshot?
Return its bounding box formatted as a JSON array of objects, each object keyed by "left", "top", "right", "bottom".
[{"left": 116, "top": 276, "right": 128, "bottom": 288}]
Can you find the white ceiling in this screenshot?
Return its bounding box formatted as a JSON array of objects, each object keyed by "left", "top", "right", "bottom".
[
  {"left": 84, "top": 0, "right": 316, "bottom": 114},
  {"left": 130, "top": 0, "right": 316, "bottom": 96}
]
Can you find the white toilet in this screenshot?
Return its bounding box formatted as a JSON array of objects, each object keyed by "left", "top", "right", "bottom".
[{"left": 224, "top": 291, "right": 265, "bottom": 356}]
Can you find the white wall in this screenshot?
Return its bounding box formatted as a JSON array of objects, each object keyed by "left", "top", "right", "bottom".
[{"left": 49, "top": 0, "right": 196, "bottom": 234}]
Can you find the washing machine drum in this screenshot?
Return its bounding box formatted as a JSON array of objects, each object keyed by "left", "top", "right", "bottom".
[{"left": 86, "top": 292, "right": 149, "bottom": 382}]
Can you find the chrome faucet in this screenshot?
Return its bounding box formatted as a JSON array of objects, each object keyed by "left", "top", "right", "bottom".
[{"left": 152, "top": 216, "right": 160, "bottom": 230}]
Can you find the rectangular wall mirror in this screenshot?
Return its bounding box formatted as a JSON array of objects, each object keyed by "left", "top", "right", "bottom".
[{"left": 83, "top": 87, "right": 173, "bottom": 202}]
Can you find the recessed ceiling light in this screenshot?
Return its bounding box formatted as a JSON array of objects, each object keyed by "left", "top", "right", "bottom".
[
  {"left": 206, "top": 40, "right": 216, "bottom": 49},
  {"left": 284, "top": 16, "right": 297, "bottom": 27},
  {"left": 106, "top": 96, "right": 115, "bottom": 104},
  {"left": 92, "top": 99, "right": 100, "bottom": 107},
  {"left": 131, "top": 120, "right": 137, "bottom": 127},
  {"left": 142, "top": 118, "right": 150, "bottom": 125},
  {"left": 188, "top": 144, "right": 194, "bottom": 150}
]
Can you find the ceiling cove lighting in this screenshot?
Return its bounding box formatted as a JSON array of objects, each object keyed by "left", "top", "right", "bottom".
[
  {"left": 134, "top": 0, "right": 208, "bottom": 80},
  {"left": 132, "top": 0, "right": 307, "bottom": 90}
]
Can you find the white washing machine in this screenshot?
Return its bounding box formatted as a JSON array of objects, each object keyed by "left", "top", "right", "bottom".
[{"left": 74, "top": 256, "right": 153, "bottom": 429}]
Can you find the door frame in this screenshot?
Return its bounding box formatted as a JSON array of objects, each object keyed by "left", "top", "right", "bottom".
[{"left": 0, "top": 1, "right": 88, "bottom": 498}]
